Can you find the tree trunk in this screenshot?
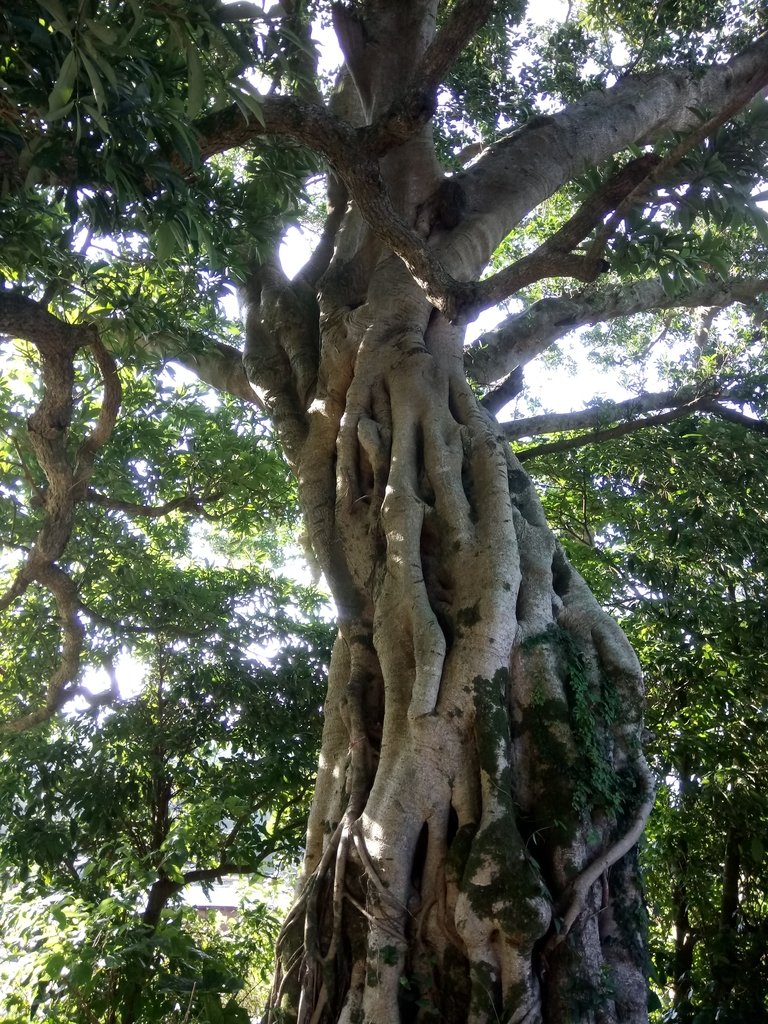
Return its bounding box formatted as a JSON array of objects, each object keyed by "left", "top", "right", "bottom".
[
  {"left": 670, "top": 835, "right": 695, "bottom": 1020},
  {"left": 245, "top": 8, "right": 653, "bottom": 1021},
  {"left": 256, "top": 271, "right": 651, "bottom": 1023},
  {"left": 711, "top": 828, "right": 741, "bottom": 1014}
]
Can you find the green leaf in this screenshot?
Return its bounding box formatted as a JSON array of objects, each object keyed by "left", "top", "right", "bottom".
[
  {"left": 165, "top": 862, "right": 186, "bottom": 883},
  {"left": 154, "top": 221, "right": 177, "bottom": 262},
  {"left": 47, "top": 49, "right": 78, "bottom": 117},
  {"left": 658, "top": 265, "right": 675, "bottom": 297},
  {"left": 82, "top": 101, "right": 110, "bottom": 135},
  {"left": 84, "top": 19, "right": 118, "bottom": 47},
  {"left": 187, "top": 45, "right": 205, "bottom": 118},
  {"left": 44, "top": 952, "right": 68, "bottom": 979},
  {"left": 750, "top": 207, "right": 768, "bottom": 247},
  {"left": 231, "top": 84, "right": 266, "bottom": 127},
  {"left": 80, "top": 52, "right": 107, "bottom": 112},
  {"left": 36, "top": 0, "right": 73, "bottom": 36},
  {"left": 81, "top": 33, "right": 119, "bottom": 89}
]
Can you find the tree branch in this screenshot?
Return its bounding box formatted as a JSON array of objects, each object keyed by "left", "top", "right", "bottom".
[
  {"left": 85, "top": 488, "right": 225, "bottom": 519},
  {"left": 516, "top": 405, "right": 707, "bottom": 461},
  {"left": 584, "top": 75, "right": 768, "bottom": 269},
  {"left": 73, "top": 338, "right": 122, "bottom": 496},
  {"left": 1, "top": 324, "right": 122, "bottom": 734},
  {"left": 505, "top": 384, "right": 732, "bottom": 440},
  {"left": 1, "top": 563, "right": 85, "bottom": 734},
  {"left": 182, "top": 862, "right": 266, "bottom": 885},
  {"left": 194, "top": 93, "right": 357, "bottom": 167},
  {"left": 444, "top": 34, "right": 768, "bottom": 284},
  {"left": 352, "top": 36, "right": 768, "bottom": 321},
  {"left": 460, "top": 154, "right": 660, "bottom": 319},
  {"left": 131, "top": 331, "right": 259, "bottom": 404},
  {"left": 362, "top": 0, "right": 497, "bottom": 152},
  {"left": 466, "top": 276, "right": 768, "bottom": 385},
  {"left": 511, "top": 382, "right": 768, "bottom": 462},
  {"left": 480, "top": 367, "right": 524, "bottom": 416},
  {"left": 0, "top": 291, "right": 91, "bottom": 353},
  {"left": 698, "top": 398, "right": 768, "bottom": 435}
]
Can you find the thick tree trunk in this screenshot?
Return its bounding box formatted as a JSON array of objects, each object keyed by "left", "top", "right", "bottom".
[
  {"left": 256, "top": 266, "right": 651, "bottom": 1020},
  {"left": 245, "top": 8, "right": 653, "bottom": 1021},
  {"left": 262, "top": 300, "right": 651, "bottom": 1022}
]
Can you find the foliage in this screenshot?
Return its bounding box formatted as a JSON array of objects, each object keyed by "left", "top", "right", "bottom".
[
  {"left": 530, "top": 418, "right": 768, "bottom": 1021},
  {"left": 0, "top": 512, "right": 331, "bottom": 1021},
  {"left": 0, "top": 276, "right": 333, "bottom": 1023}
]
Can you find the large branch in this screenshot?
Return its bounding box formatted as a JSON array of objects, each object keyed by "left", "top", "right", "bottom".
[
  {"left": 0, "top": 292, "right": 91, "bottom": 353},
  {"left": 362, "top": 0, "right": 497, "bottom": 152},
  {"left": 505, "top": 384, "right": 724, "bottom": 439},
  {"left": 506, "top": 389, "right": 695, "bottom": 440},
  {"left": 354, "top": 35, "right": 768, "bottom": 320},
  {"left": 516, "top": 404, "right": 709, "bottom": 461},
  {"left": 132, "top": 331, "right": 259, "bottom": 405},
  {"left": 445, "top": 35, "right": 768, "bottom": 282},
  {"left": 466, "top": 276, "right": 768, "bottom": 385},
  {"left": 194, "top": 93, "right": 358, "bottom": 166},
  {"left": 509, "top": 383, "right": 768, "bottom": 461},
  {"left": 1, "top": 332, "right": 122, "bottom": 734},
  {"left": 698, "top": 397, "right": 768, "bottom": 435},
  {"left": 455, "top": 154, "right": 660, "bottom": 320}
]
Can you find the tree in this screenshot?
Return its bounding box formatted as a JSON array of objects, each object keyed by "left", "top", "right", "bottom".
[
  {"left": 0, "top": 615, "right": 326, "bottom": 1024},
  {"left": 2, "top": 1, "right": 768, "bottom": 1022}
]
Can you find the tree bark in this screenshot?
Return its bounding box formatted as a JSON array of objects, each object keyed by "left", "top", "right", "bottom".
[
  {"left": 711, "top": 828, "right": 741, "bottom": 1015},
  {"left": 248, "top": 162, "right": 653, "bottom": 1024},
  {"left": 239, "top": 7, "right": 657, "bottom": 1022},
  {"left": 258, "top": 255, "right": 651, "bottom": 1024}
]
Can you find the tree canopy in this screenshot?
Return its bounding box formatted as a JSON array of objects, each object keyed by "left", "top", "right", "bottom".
[{"left": 2, "top": 1, "right": 768, "bottom": 1022}]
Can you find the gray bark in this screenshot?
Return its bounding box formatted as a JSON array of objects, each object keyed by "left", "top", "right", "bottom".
[
  {"left": 445, "top": 37, "right": 768, "bottom": 288},
  {"left": 233, "top": 6, "right": 697, "bottom": 1022},
  {"left": 466, "top": 278, "right": 768, "bottom": 387}
]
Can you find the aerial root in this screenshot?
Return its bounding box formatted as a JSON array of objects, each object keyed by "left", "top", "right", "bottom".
[
  {"left": 546, "top": 756, "right": 655, "bottom": 949},
  {"left": 265, "top": 944, "right": 303, "bottom": 1023},
  {"left": 321, "top": 823, "right": 351, "bottom": 964},
  {"left": 271, "top": 810, "right": 414, "bottom": 1020},
  {"left": 267, "top": 820, "right": 344, "bottom": 1021},
  {"left": 350, "top": 819, "right": 411, "bottom": 921}
]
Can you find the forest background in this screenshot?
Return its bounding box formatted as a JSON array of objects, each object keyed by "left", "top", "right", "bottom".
[{"left": 1, "top": 0, "right": 767, "bottom": 1022}]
